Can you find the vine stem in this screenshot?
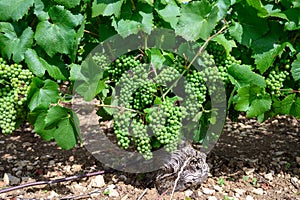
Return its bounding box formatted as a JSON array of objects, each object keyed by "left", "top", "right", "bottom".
[
  {"left": 169, "top": 157, "right": 192, "bottom": 200},
  {"left": 0, "top": 171, "right": 106, "bottom": 194},
  {"left": 162, "top": 25, "right": 228, "bottom": 99}
]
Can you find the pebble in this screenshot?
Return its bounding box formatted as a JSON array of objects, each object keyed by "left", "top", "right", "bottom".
[
  {"left": 207, "top": 196, "right": 217, "bottom": 200},
  {"left": 185, "top": 189, "right": 193, "bottom": 197},
  {"left": 47, "top": 191, "right": 59, "bottom": 198},
  {"left": 3, "top": 173, "right": 20, "bottom": 185},
  {"left": 252, "top": 188, "right": 264, "bottom": 195},
  {"left": 89, "top": 175, "right": 105, "bottom": 188},
  {"left": 71, "top": 164, "right": 82, "bottom": 172},
  {"left": 202, "top": 187, "right": 215, "bottom": 195},
  {"left": 48, "top": 160, "right": 55, "bottom": 166},
  {"left": 246, "top": 195, "right": 254, "bottom": 200},
  {"left": 213, "top": 185, "right": 223, "bottom": 192},
  {"left": 296, "top": 157, "right": 300, "bottom": 164},
  {"left": 234, "top": 188, "right": 246, "bottom": 195},
  {"left": 264, "top": 172, "right": 273, "bottom": 181}
]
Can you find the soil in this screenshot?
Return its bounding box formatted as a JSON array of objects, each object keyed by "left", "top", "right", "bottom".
[{"left": 0, "top": 115, "right": 299, "bottom": 200}]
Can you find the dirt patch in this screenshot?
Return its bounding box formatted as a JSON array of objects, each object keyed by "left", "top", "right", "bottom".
[{"left": 0, "top": 115, "right": 299, "bottom": 199}]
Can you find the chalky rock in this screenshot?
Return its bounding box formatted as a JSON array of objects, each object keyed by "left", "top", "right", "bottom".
[{"left": 155, "top": 144, "right": 209, "bottom": 193}]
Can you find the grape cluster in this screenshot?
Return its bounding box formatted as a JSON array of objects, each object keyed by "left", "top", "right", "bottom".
[
  {"left": 149, "top": 100, "right": 183, "bottom": 152},
  {"left": 207, "top": 42, "right": 241, "bottom": 82},
  {"left": 0, "top": 58, "right": 33, "bottom": 134},
  {"left": 109, "top": 55, "right": 141, "bottom": 81},
  {"left": 184, "top": 70, "right": 207, "bottom": 120},
  {"left": 131, "top": 118, "right": 152, "bottom": 160},
  {"left": 113, "top": 111, "right": 134, "bottom": 149},
  {"left": 92, "top": 52, "right": 110, "bottom": 71},
  {"left": 154, "top": 67, "right": 181, "bottom": 86},
  {"left": 266, "top": 70, "right": 289, "bottom": 97},
  {"left": 132, "top": 81, "right": 156, "bottom": 111}
]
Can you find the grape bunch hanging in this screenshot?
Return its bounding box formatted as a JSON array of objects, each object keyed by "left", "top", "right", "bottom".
[
  {"left": 0, "top": 58, "right": 33, "bottom": 134},
  {"left": 92, "top": 51, "right": 223, "bottom": 160}
]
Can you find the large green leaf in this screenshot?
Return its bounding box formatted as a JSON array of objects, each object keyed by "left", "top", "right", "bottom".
[
  {"left": 156, "top": 4, "right": 180, "bottom": 28},
  {"left": 235, "top": 3, "right": 269, "bottom": 47},
  {"left": 25, "top": 49, "right": 68, "bottom": 80},
  {"left": 34, "top": 6, "right": 83, "bottom": 57},
  {"left": 71, "top": 55, "right": 105, "bottom": 101},
  {"left": 34, "top": 108, "right": 78, "bottom": 150},
  {"left": 228, "top": 64, "right": 266, "bottom": 88},
  {"left": 34, "top": 112, "right": 55, "bottom": 141},
  {"left": 54, "top": 117, "right": 78, "bottom": 150},
  {"left": 291, "top": 53, "right": 300, "bottom": 81},
  {"left": 0, "top": 0, "right": 34, "bottom": 21},
  {"left": 284, "top": 8, "right": 300, "bottom": 31},
  {"left": 175, "top": 0, "right": 219, "bottom": 41},
  {"left": 28, "top": 78, "right": 60, "bottom": 111},
  {"left": 0, "top": 23, "right": 34, "bottom": 63},
  {"left": 228, "top": 21, "right": 243, "bottom": 43},
  {"left": 253, "top": 43, "right": 294, "bottom": 74},
  {"left": 234, "top": 85, "right": 272, "bottom": 118},
  {"left": 212, "top": 34, "right": 236, "bottom": 54},
  {"left": 92, "top": 0, "right": 124, "bottom": 17},
  {"left": 54, "top": 0, "right": 81, "bottom": 8},
  {"left": 44, "top": 106, "right": 69, "bottom": 129}
]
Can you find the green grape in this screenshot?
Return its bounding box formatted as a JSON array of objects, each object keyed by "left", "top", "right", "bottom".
[
  {"left": 113, "top": 111, "right": 134, "bottom": 149},
  {"left": 92, "top": 52, "right": 110, "bottom": 71},
  {"left": 266, "top": 70, "right": 289, "bottom": 97},
  {"left": 0, "top": 59, "right": 33, "bottom": 135},
  {"left": 149, "top": 100, "right": 183, "bottom": 153},
  {"left": 109, "top": 55, "right": 141, "bottom": 81},
  {"left": 132, "top": 81, "right": 156, "bottom": 111},
  {"left": 131, "top": 118, "right": 152, "bottom": 160}
]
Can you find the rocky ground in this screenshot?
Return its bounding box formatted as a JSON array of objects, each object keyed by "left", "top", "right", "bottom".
[{"left": 0, "top": 115, "right": 299, "bottom": 200}]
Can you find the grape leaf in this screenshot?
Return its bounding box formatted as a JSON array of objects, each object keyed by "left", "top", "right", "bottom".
[
  {"left": 33, "top": 0, "right": 49, "bottom": 21},
  {"left": 25, "top": 49, "right": 68, "bottom": 80},
  {"left": 291, "top": 53, "right": 300, "bottom": 81},
  {"left": 35, "top": 6, "right": 83, "bottom": 57},
  {"left": 54, "top": 117, "right": 78, "bottom": 150},
  {"left": 0, "top": 23, "right": 34, "bottom": 63},
  {"left": 228, "top": 21, "right": 243, "bottom": 43},
  {"left": 253, "top": 42, "right": 295, "bottom": 74},
  {"left": 284, "top": 8, "right": 300, "bottom": 31},
  {"left": 273, "top": 94, "right": 296, "bottom": 115},
  {"left": 156, "top": 4, "right": 180, "bottom": 28},
  {"left": 72, "top": 55, "right": 105, "bottom": 101},
  {"left": 175, "top": 0, "right": 219, "bottom": 41},
  {"left": 28, "top": 78, "right": 60, "bottom": 111},
  {"left": 235, "top": 3, "right": 269, "bottom": 47},
  {"left": 92, "top": 0, "right": 123, "bottom": 17},
  {"left": 212, "top": 34, "right": 236, "bottom": 54},
  {"left": 290, "top": 97, "right": 300, "bottom": 118},
  {"left": 228, "top": 64, "right": 266, "bottom": 88},
  {"left": 34, "top": 112, "right": 55, "bottom": 141},
  {"left": 44, "top": 106, "right": 69, "bottom": 129},
  {"left": 234, "top": 85, "right": 271, "bottom": 118},
  {"left": 54, "top": 0, "right": 81, "bottom": 8},
  {"left": 215, "top": 0, "right": 232, "bottom": 20},
  {"left": 246, "top": 0, "right": 268, "bottom": 16},
  {"left": 0, "top": 0, "right": 34, "bottom": 21},
  {"left": 146, "top": 48, "right": 165, "bottom": 70}
]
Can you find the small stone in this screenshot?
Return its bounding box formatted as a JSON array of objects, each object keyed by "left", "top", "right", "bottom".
[
  {"left": 202, "top": 187, "right": 215, "bottom": 195},
  {"left": 15, "top": 170, "right": 22, "bottom": 177},
  {"left": 48, "top": 191, "right": 59, "bottom": 198},
  {"left": 22, "top": 142, "right": 32, "bottom": 148},
  {"left": 244, "top": 168, "right": 255, "bottom": 175},
  {"left": 48, "top": 160, "right": 55, "bottom": 166},
  {"left": 213, "top": 185, "right": 223, "bottom": 192},
  {"left": 0, "top": 141, "right": 4, "bottom": 144},
  {"left": 234, "top": 188, "right": 246, "bottom": 195},
  {"left": 252, "top": 188, "right": 264, "bottom": 195},
  {"left": 245, "top": 195, "right": 254, "bottom": 200},
  {"left": 207, "top": 196, "right": 217, "bottom": 200},
  {"left": 185, "top": 189, "right": 193, "bottom": 197},
  {"left": 69, "top": 156, "right": 75, "bottom": 162},
  {"left": 264, "top": 173, "right": 273, "bottom": 181},
  {"left": 71, "top": 164, "right": 82, "bottom": 172},
  {"left": 109, "top": 189, "right": 119, "bottom": 197},
  {"left": 296, "top": 157, "right": 300, "bottom": 164},
  {"left": 0, "top": 167, "right": 4, "bottom": 171},
  {"left": 3, "top": 173, "right": 20, "bottom": 185},
  {"left": 89, "top": 175, "right": 105, "bottom": 188},
  {"left": 27, "top": 165, "right": 33, "bottom": 170}
]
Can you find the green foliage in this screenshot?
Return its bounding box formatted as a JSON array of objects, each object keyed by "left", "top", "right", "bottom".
[{"left": 0, "top": 0, "right": 300, "bottom": 158}]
